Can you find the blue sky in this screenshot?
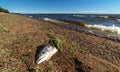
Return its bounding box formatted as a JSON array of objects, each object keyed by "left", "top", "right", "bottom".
[{"left": 0, "top": 0, "right": 120, "bottom": 14}]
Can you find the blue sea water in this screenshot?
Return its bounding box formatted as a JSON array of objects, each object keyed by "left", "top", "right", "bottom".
[
  {"left": 22, "top": 14, "right": 120, "bottom": 27},
  {"left": 22, "top": 14, "right": 120, "bottom": 41}
]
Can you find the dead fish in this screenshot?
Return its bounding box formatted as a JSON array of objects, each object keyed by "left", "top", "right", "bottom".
[{"left": 36, "top": 45, "right": 58, "bottom": 64}]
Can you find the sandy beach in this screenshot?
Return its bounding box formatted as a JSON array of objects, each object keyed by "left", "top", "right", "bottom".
[{"left": 0, "top": 13, "right": 120, "bottom": 72}]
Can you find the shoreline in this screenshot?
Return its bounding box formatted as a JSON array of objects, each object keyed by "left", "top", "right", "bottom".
[
  {"left": 39, "top": 18, "right": 120, "bottom": 70},
  {"left": 40, "top": 17, "right": 120, "bottom": 42}
]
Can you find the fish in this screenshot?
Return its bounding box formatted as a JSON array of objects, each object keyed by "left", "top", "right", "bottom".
[{"left": 36, "top": 45, "right": 58, "bottom": 64}]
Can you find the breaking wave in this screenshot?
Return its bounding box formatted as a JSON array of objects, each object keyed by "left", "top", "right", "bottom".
[
  {"left": 73, "top": 15, "right": 84, "bottom": 17},
  {"left": 43, "top": 18, "right": 63, "bottom": 23},
  {"left": 99, "top": 16, "right": 109, "bottom": 19},
  {"left": 43, "top": 17, "right": 120, "bottom": 35},
  {"left": 43, "top": 18, "right": 55, "bottom": 21},
  {"left": 85, "top": 24, "right": 120, "bottom": 34}
]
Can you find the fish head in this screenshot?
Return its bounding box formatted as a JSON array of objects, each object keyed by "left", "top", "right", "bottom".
[{"left": 36, "top": 45, "right": 55, "bottom": 64}]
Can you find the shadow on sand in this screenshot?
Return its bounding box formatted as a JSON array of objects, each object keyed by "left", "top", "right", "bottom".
[
  {"left": 34, "top": 45, "right": 45, "bottom": 63},
  {"left": 74, "top": 58, "right": 91, "bottom": 72}
]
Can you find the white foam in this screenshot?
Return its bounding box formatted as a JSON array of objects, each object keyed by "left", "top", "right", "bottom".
[
  {"left": 43, "top": 18, "right": 62, "bottom": 23},
  {"left": 85, "top": 24, "right": 120, "bottom": 34},
  {"left": 28, "top": 15, "right": 32, "bottom": 17},
  {"left": 99, "top": 16, "right": 109, "bottom": 19},
  {"left": 43, "top": 18, "right": 57, "bottom": 22},
  {"left": 73, "top": 15, "right": 84, "bottom": 17},
  {"left": 43, "top": 18, "right": 51, "bottom": 21},
  {"left": 116, "top": 18, "right": 120, "bottom": 21}
]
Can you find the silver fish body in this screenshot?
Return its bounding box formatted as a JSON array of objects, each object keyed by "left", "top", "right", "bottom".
[{"left": 36, "top": 45, "right": 58, "bottom": 64}]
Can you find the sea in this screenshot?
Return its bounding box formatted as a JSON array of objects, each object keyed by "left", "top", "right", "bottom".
[{"left": 22, "top": 14, "right": 120, "bottom": 41}]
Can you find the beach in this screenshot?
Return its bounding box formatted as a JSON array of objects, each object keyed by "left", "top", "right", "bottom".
[{"left": 0, "top": 13, "right": 120, "bottom": 72}]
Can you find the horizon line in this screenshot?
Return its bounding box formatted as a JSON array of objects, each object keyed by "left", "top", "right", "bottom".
[{"left": 12, "top": 12, "right": 120, "bottom": 14}]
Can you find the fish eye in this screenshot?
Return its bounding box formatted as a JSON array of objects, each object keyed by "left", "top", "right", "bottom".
[{"left": 42, "top": 51, "right": 45, "bottom": 53}]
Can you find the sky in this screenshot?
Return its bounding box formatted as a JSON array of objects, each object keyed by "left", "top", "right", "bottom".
[{"left": 0, "top": 0, "right": 120, "bottom": 14}]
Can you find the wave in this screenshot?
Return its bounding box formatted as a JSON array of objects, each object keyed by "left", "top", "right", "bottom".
[
  {"left": 99, "top": 16, "right": 109, "bottom": 19},
  {"left": 73, "top": 15, "right": 84, "bottom": 17},
  {"left": 43, "top": 17, "right": 120, "bottom": 35},
  {"left": 43, "top": 18, "right": 63, "bottom": 23},
  {"left": 85, "top": 24, "right": 120, "bottom": 34},
  {"left": 28, "top": 15, "right": 32, "bottom": 17},
  {"left": 115, "top": 18, "right": 120, "bottom": 21},
  {"left": 43, "top": 18, "right": 54, "bottom": 21}
]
